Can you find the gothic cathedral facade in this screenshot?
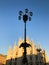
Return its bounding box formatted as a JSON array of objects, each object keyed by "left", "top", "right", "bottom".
[{"left": 6, "top": 38, "right": 49, "bottom": 65}]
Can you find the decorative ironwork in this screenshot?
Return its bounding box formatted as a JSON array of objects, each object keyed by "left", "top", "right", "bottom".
[{"left": 18, "top": 9, "right": 33, "bottom": 65}]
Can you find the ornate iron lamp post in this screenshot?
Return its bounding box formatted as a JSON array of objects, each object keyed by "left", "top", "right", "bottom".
[{"left": 18, "top": 9, "right": 33, "bottom": 65}]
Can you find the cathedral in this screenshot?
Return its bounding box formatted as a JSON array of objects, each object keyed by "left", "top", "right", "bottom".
[{"left": 6, "top": 38, "right": 49, "bottom": 65}]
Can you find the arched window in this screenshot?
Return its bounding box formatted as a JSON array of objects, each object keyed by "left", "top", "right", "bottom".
[
  {"left": 9, "top": 58, "right": 12, "bottom": 65},
  {"left": 30, "top": 55, "right": 32, "bottom": 60}
]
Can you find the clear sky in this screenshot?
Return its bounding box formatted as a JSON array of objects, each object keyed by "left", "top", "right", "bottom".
[{"left": 0, "top": 0, "right": 49, "bottom": 58}]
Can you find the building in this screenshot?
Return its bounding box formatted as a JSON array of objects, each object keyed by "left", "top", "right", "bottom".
[
  {"left": 6, "top": 38, "right": 49, "bottom": 65},
  {"left": 0, "top": 54, "right": 6, "bottom": 65}
]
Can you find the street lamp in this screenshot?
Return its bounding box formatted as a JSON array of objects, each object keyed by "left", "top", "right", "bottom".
[{"left": 18, "top": 9, "right": 33, "bottom": 65}]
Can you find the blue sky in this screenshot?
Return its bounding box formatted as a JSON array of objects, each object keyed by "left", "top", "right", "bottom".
[{"left": 0, "top": 0, "right": 49, "bottom": 58}]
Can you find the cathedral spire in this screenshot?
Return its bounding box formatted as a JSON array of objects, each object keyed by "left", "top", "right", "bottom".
[
  {"left": 12, "top": 41, "right": 18, "bottom": 59},
  {"left": 18, "top": 38, "right": 23, "bottom": 47},
  {"left": 7, "top": 46, "right": 12, "bottom": 60},
  {"left": 38, "top": 43, "right": 41, "bottom": 49},
  {"left": 37, "top": 43, "right": 42, "bottom": 52}
]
